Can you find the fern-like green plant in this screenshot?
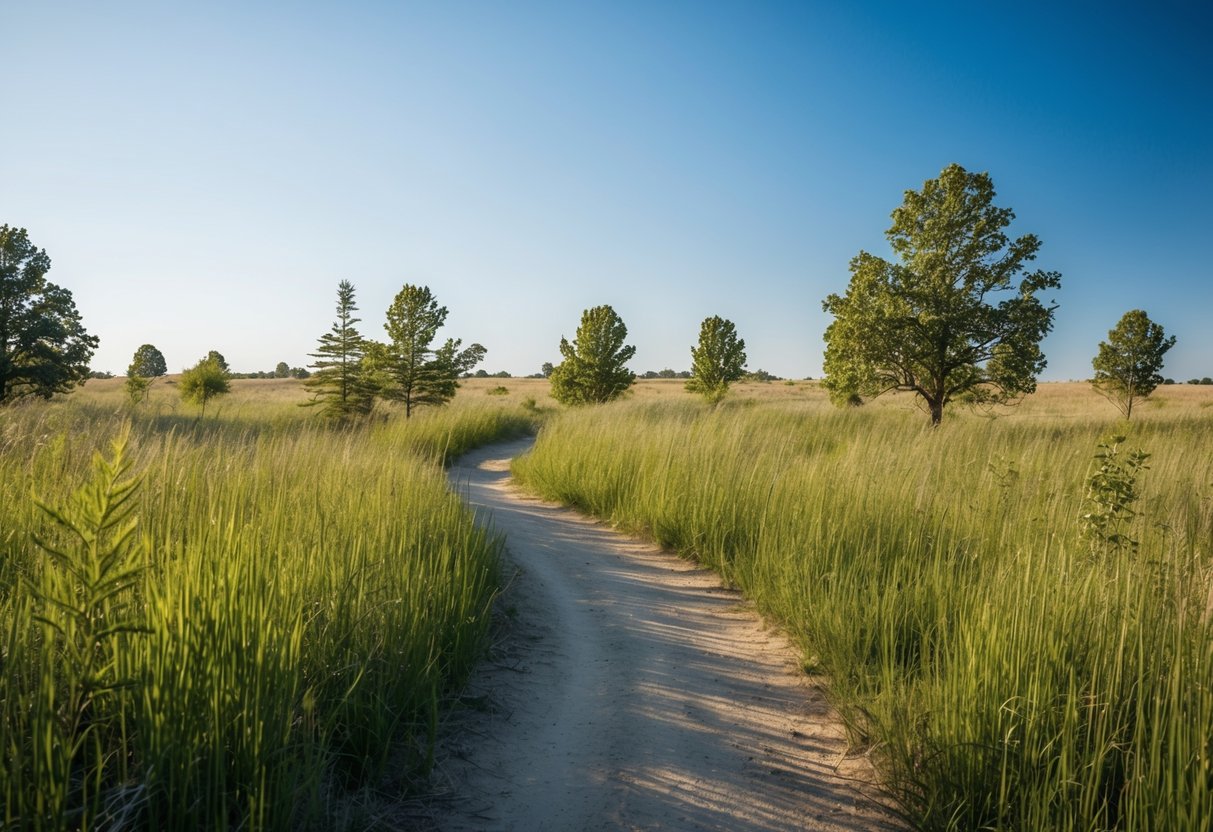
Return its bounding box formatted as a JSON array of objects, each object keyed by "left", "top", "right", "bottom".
[{"left": 28, "top": 426, "right": 148, "bottom": 819}]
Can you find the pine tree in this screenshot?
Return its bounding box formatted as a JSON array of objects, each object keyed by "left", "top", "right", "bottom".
[{"left": 303, "top": 280, "right": 373, "bottom": 419}]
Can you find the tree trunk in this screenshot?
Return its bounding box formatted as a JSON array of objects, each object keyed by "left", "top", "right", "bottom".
[{"left": 928, "top": 398, "right": 943, "bottom": 427}]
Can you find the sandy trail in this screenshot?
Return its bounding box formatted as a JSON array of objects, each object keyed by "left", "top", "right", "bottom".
[{"left": 430, "top": 437, "right": 900, "bottom": 831}]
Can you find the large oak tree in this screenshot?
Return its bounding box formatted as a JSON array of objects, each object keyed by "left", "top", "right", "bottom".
[
  {"left": 822, "top": 164, "right": 1060, "bottom": 426},
  {"left": 0, "top": 225, "right": 99, "bottom": 403}
]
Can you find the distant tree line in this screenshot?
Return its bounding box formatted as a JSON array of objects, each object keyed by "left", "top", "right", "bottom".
[{"left": 0, "top": 193, "right": 1198, "bottom": 419}]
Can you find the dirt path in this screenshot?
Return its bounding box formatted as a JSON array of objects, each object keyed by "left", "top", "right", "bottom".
[{"left": 429, "top": 437, "right": 901, "bottom": 831}]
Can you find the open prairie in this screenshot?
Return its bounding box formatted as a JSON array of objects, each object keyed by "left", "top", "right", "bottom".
[
  {"left": 512, "top": 379, "right": 1213, "bottom": 831},
  {"left": 3, "top": 377, "right": 1211, "bottom": 830}
]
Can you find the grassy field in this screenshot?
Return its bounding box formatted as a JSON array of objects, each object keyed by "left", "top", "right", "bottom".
[
  {"left": 6, "top": 376, "right": 1210, "bottom": 830},
  {"left": 0, "top": 377, "right": 535, "bottom": 831},
  {"left": 513, "top": 380, "right": 1213, "bottom": 831}
]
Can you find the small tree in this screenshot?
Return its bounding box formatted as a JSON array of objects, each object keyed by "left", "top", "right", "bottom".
[
  {"left": 541, "top": 361, "right": 554, "bottom": 378},
  {"left": 687, "top": 315, "right": 747, "bottom": 403},
  {"left": 129, "top": 344, "right": 167, "bottom": 379},
  {"left": 274, "top": 361, "right": 290, "bottom": 378},
  {"left": 124, "top": 344, "right": 166, "bottom": 404},
  {"left": 381, "top": 284, "right": 485, "bottom": 417},
  {"left": 179, "top": 356, "right": 230, "bottom": 416},
  {"left": 822, "top": 164, "right": 1061, "bottom": 426},
  {"left": 549, "top": 305, "right": 636, "bottom": 405},
  {"left": 124, "top": 374, "right": 151, "bottom": 404},
  {"left": 303, "top": 280, "right": 373, "bottom": 419},
  {"left": 0, "top": 225, "right": 99, "bottom": 403},
  {"left": 1091, "top": 309, "right": 1176, "bottom": 419}
]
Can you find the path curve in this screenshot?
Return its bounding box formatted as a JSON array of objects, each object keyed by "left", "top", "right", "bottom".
[{"left": 430, "top": 437, "right": 900, "bottom": 831}]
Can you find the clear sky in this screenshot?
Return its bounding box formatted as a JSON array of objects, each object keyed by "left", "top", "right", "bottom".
[{"left": 6, "top": 1, "right": 1211, "bottom": 380}]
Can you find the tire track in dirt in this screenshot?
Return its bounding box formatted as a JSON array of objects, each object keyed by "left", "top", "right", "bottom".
[{"left": 429, "top": 437, "right": 901, "bottom": 831}]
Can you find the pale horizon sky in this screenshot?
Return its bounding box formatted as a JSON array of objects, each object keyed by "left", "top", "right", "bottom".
[{"left": 6, "top": 1, "right": 1211, "bottom": 380}]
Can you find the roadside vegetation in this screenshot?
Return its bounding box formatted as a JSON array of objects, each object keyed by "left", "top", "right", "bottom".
[
  {"left": 513, "top": 383, "right": 1213, "bottom": 831},
  {"left": 0, "top": 379, "right": 535, "bottom": 830}
]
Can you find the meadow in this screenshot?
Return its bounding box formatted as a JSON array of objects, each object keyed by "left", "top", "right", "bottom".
[
  {"left": 0, "top": 377, "right": 535, "bottom": 831},
  {"left": 513, "top": 380, "right": 1213, "bottom": 831},
  {"left": 5, "top": 375, "right": 1211, "bottom": 830}
]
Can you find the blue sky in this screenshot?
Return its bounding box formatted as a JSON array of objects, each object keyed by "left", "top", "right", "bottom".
[{"left": 6, "top": 1, "right": 1211, "bottom": 380}]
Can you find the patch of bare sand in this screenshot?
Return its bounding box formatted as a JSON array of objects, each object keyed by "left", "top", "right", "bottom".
[{"left": 424, "top": 438, "right": 902, "bottom": 831}]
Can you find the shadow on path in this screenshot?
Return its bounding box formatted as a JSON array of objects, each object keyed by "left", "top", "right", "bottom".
[{"left": 428, "top": 438, "right": 902, "bottom": 832}]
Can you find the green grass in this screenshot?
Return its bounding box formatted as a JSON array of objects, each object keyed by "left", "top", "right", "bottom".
[
  {"left": 0, "top": 383, "right": 537, "bottom": 830},
  {"left": 512, "top": 390, "right": 1213, "bottom": 831}
]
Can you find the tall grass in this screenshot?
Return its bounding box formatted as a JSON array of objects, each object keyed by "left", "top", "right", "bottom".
[
  {"left": 513, "top": 390, "right": 1213, "bottom": 831},
  {"left": 0, "top": 385, "right": 536, "bottom": 830}
]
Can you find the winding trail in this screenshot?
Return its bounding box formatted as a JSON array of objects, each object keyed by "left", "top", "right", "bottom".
[{"left": 430, "top": 437, "right": 900, "bottom": 831}]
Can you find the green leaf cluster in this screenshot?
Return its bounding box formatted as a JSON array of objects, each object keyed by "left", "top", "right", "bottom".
[
  {"left": 1079, "top": 434, "right": 1150, "bottom": 553},
  {"left": 822, "top": 164, "right": 1060, "bottom": 425},
  {"left": 549, "top": 305, "right": 636, "bottom": 406}
]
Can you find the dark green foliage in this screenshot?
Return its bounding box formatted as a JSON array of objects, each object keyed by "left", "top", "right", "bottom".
[
  {"left": 204, "top": 350, "right": 229, "bottom": 373},
  {"left": 687, "top": 315, "right": 747, "bottom": 403},
  {"left": 822, "top": 164, "right": 1060, "bottom": 425},
  {"left": 0, "top": 225, "right": 99, "bottom": 403},
  {"left": 274, "top": 361, "right": 290, "bottom": 379},
  {"left": 381, "top": 284, "right": 486, "bottom": 417},
  {"left": 549, "top": 305, "right": 636, "bottom": 405},
  {"left": 1091, "top": 309, "right": 1176, "bottom": 419},
  {"left": 302, "top": 280, "right": 373, "bottom": 419},
  {"left": 129, "top": 344, "right": 167, "bottom": 379},
  {"left": 541, "top": 361, "right": 554, "bottom": 378}
]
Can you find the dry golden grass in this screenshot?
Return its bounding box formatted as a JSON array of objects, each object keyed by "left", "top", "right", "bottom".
[{"left": 75, "top": 374, "right": 1213, "bottom": 429}]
